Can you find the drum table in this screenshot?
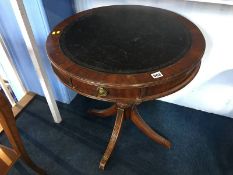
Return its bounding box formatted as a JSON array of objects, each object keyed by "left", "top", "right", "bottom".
[{"left": 46, "top": 5, "right": 205, "bottom": 170}]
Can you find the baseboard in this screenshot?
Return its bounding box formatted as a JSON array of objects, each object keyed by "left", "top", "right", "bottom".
[{"left": 0, "top": 92, "right": 36, "bottom": 133}]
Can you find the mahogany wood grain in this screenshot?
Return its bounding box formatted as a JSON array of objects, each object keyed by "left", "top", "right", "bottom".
[
  {"left": 88, "top": 104, "right": 117, "bottom": 118},
  {"left": 88, "top": 103, "right": 172, "bottom": 168},
  {"left": 46, "top": 7, "right": 205, "bottom": 92},
  {"left": 46, "top": 5, "right": 205, "bottom": 170},
  {"left": 99, "top": 107, "right": 124, "bottom": 170},
  {"left": 131, "top": 106, "right": 171, "bottom": 148}
]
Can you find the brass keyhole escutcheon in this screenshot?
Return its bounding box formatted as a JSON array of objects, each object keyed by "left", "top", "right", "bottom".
[{"left": 97, "top": 87, "right": 108, "bottom": 97}]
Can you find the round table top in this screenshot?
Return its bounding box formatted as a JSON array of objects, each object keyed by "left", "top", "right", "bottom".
[
  {"left": 46, "top": 5, "right": 205, "bottom": 89},
  {"left": 59, "top": 5, "right": 191, "bottom": 74}
]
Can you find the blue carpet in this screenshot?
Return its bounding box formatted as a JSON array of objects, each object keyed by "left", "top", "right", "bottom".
[{"left": 1, "top": 95, "right": 233, "bottom": 175}]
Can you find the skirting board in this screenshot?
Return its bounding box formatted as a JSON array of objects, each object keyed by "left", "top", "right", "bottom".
[{"left": 0, "top": 92, "right": 35, "bottom": 133}]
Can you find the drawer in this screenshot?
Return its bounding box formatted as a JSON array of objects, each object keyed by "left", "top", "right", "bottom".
[{"left": 72, "top": 77, "right": 140, "bottom": 101}]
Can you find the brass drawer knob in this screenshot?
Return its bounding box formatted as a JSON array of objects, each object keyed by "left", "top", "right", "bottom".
[{"left": 97, "top": 87, "right": 108, "bottom": 97}]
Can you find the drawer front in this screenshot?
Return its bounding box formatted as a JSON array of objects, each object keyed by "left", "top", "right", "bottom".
[
  {"left": 72, "top": 78, "right": 141, "bottom": 102},
  {"left": 52, "top": 63, "right": 200, "bottom": 103}
]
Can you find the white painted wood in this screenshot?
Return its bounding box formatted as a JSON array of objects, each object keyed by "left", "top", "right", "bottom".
[
  {"left": 10, "top": 0, "right": 62, "bottom": 123},
  {"left": 0, "top": 34, "right": 27, "bottom": 99},
  {"left": 0, "top": 74, "right": 16, "bottom": 106}
]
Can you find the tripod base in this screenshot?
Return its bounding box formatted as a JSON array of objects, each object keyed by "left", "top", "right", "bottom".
[{"left": 88, "top": 104, "right": 171, "bottom": 170}]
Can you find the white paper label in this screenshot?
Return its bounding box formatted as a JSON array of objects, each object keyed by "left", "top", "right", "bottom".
[{"left": 151, "top": 71, "right": 163, "bottom": 79}]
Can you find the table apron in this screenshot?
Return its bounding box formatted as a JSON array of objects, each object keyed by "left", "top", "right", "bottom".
[{"left": 52, "top": 63, "right": 199, "bottom": 103}]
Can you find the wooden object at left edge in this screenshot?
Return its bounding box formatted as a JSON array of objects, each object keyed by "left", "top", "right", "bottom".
[
  {"left": 0, "top": 91, "right": 35, "bottom": 133},
  {"left": 0, "top": 91, "right": 46, "bottom": 175}
]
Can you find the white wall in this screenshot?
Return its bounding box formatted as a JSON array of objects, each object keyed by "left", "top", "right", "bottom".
[
  {"left": 74, "top": 0, "right": 233, "bottom": 118},
  {"left": 0, "top": 39, "right": 26, "bottom": 100}
]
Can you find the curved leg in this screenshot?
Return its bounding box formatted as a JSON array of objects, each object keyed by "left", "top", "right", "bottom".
[
  {"left": 0, "top": 92, "right": 46, "bottom": 175},
  {"left": 99, "top": 107, "right": 124, "bottom": 170},
  {"left": 88, "top": 104, "right": 116, "bottom": 118},
  {"left": 130, "top": 107, "right": 171, "bottom": 149}
]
